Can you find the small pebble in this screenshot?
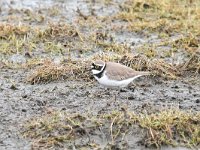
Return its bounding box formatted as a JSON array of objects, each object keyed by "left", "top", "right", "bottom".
[
  {"left": 196, "top": 99, "right": 200, "bottom": 103},
  {"left": 22, "top": 109, "right": 27, "bottom": 112},
  {"left": 22, "top": 94, "right": 28, "bottom": 98},
  {"left": 128, "top": 96, "right": 135, "bottom": 100}
]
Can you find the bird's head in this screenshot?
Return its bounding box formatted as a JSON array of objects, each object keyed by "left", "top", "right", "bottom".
[{"left": 91, "top": 60, "right": 106, "bottom": 75}]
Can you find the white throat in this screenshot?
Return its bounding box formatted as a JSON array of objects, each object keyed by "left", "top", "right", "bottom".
[
  {"left": 92, "top": 63, "right": 106, "bottom": 76},
  {"left": 92, "top": 69, "right": 101, "bottom": 74}
]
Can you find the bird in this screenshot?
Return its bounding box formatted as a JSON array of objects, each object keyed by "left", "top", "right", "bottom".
[{"left": 91, "top": 60, "right": 150, "bottom": 88}]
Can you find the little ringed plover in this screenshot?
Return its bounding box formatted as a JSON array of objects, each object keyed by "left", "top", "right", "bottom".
[{"left": 91, "top": 60, "right": 150, "bottom": 88}]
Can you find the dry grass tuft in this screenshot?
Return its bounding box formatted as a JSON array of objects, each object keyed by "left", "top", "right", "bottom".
[
  {"left": 26, "top": 60, "right": 67, "bottom": 84},
  {"left": 119, "top": 54, "right": 180, "bottom": 79},
  {"left": 26, "top": 59, "right": 91, "bottom": 84},
  {"left": 0, "top": 24, "right": 30, "bottom": 39},
  {"left": 139, "top": 109, "right": 200, "bottom": 147},
  {"left": 22, "top": 109, "right": 200, "bottom": 149},
  {"left": 172, "top": 35, "right": 199, "bottom": 54},
  {"left": 23, "top": 111, "right": 93, "bottom": 149},
  {"left": 0, "top": 24, "right": 34, "bottom": 54},
  {"left": 37, "top": 23, "right": 82, "bottom": 40},
  {"left": 181, "top": 53, "right": 200, "bottom": 74}
]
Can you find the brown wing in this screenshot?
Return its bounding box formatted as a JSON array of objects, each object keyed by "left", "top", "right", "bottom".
[{"left": 105, "top": 62, "right": 149, "bottom": 81}]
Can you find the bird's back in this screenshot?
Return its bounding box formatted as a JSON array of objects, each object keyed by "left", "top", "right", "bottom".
[{"left": 105, "top": 62, "right": 149, "bottom": 81}]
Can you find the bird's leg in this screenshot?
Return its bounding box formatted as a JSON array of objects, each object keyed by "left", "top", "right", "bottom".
[
  {"left": 114, "top": 89, "right": 118, "bottom": 101},
  {"left": 113, "top": 89, "right": 121, "bottom": 109},
  {"left": 129, "top": 83, "right": 136, "bottom": 92},
  {"left": 117, "top": 89, "right": 120, "bottom": 98},
  {"left": 114, "top": 92, "right": 117, "bottom": 101},
  {"left": 103, "top": 87, "right": 111, "bottom": 95}
]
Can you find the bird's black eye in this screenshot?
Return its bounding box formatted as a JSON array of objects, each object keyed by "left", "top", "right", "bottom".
[{"left": 96, "top": 66, "right": 102, "bottom": 70}]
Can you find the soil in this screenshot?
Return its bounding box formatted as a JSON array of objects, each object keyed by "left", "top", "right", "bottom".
[{"left": 0, "top": 0, "right": 200, "bottom": 150}]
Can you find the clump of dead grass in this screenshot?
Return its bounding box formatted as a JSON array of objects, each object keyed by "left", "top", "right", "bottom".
[
  {"left": 138, "top": 109, "right": 200, "bottom": 147},
  {"left": 0, "top": 24, "right": 35, "bottom": 54},
  {"left": 0, "top": 24, "right": 30, "bottom": 39},
  {"left": 172, "top": 35, "right": 199, "bottom": 54},
  {"left": 119, "top": 54, "right": 180, "bottom": 79},
  {"left": 26, "top": 59, "right": 91, "bottom": 84},
  {"left": 22, "top": 109, "right": 200, "bottom": 149},
  {"left": 23, "top": 111, "right": 92, "bottom": 149},
  {"left": 36, "top": 23, "right": 82, "bottom": 40},
  {"left": 181, "top": 53, "right": 200, "bottom": 74}
]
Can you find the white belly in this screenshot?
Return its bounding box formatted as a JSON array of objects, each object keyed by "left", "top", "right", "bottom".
[{"left": 94, "top": 74, "right": 142, "bottom": 88}]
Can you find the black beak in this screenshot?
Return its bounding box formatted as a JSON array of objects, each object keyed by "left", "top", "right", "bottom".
[{"left": 89, "top": 63, "right": 94, "bottom": 71}]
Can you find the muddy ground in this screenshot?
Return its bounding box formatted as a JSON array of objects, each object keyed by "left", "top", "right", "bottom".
[
  {"left": 1, "top": 65, "right": 200, "bottom": 149},
  {"left": 0, "top": 0, "right": 200, "bottom": 150}
]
